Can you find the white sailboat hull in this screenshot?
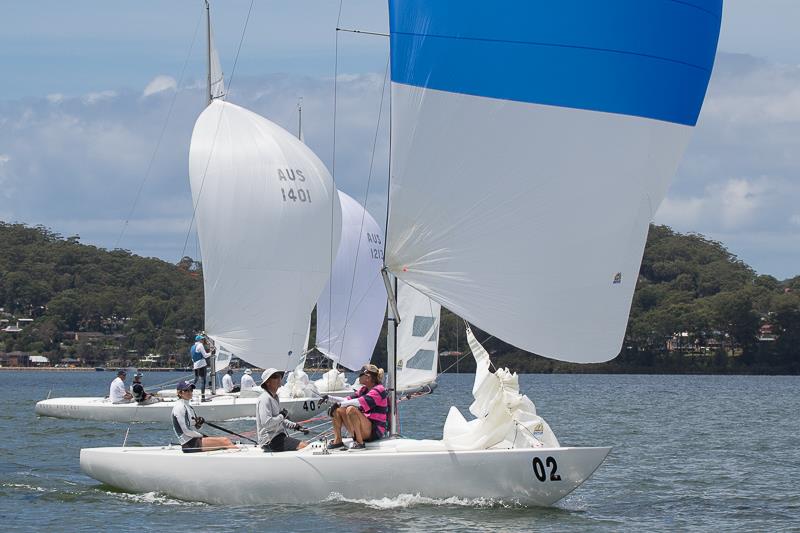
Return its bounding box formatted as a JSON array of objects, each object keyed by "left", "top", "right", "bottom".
[
  {"left": 35, "top": 394, "right": 330, "bottom": 423},
  {"left": 80, "top": 441, "right": 610, "bottom": 506}
]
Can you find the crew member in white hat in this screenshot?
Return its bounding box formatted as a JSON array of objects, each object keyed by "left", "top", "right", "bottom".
[
  {"left": 255, "top": 368, "right": 309, "bottom": 452},
  {"left": 240, "top": 368, "right": 256, "bottom": 390}
]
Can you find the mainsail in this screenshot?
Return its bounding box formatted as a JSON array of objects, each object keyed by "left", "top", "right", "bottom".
[
  {"left": 385, "top": 1, "right": 722, "bottom": 363},
  {"left": 189, "top": 100, "right": 341, "bottom": 371},
  {"left": 208, "top": 24, "right": 225, "bottom": 100},
  {"left": 396, "top": 280, "right": 440, "bottom": 392},
  {"left": 316, "top": 191, "right": 386, "bottom": 370}
]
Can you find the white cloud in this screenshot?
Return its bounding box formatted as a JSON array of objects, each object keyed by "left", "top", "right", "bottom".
[
  {"left": 46, "top": 93, "right": 64, "bottom": 104},
  {"left": 663, "top": 52, "right": 800, "bottom": 278},
  {"left": 0, "top": 153, "right": 13, "bottom": 199},
  {"left": 142, "top": 75, "right": 177, "bottom": 97},
  {"left": 790, "top": 214, "right": 800, "bottom": 227},
  {"left": 82, "top": 90, "right": 117, "bottom": 105},
  {"left": 717, "top": 178, "right": 767, "bottom": 229}
]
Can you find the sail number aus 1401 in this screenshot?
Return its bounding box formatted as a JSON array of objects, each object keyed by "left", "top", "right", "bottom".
[
  {"left": 277, "top": 168, "right": 312, "bottom": 203},
  {"left": 532, "top": 456, "right": 561, "bottom": 482}
]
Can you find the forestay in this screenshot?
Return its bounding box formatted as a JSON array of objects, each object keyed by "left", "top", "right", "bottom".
[
  {"left": 316, "top": 191, "right": 386, "bottom": 370},
  {"left": 396, "top": 280, "right": 440, "bottom": 391},
  {"left": 385, "top": 1, "right": 722, "bottom": 362},
  {"left": 189, "top": 100, "right": 341, "bottom": 371}
]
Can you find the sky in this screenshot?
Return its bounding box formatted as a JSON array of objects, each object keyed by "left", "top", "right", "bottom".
[{"left": 0, "top": 1, "right": 799, "bottom": 279}]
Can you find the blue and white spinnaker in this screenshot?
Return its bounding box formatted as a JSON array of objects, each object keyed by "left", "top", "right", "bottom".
[{"left": 385, "top": 0, "right": 722, "bottom": 362}]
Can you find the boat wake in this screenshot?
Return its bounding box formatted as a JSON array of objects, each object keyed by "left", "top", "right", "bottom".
[
  {"left": 102, "top": 490, "right": 207, "bottom": 506},
  {"left": 1, "top": 482, "right": 54, "bottom": 494},
  {"left": 326, "top": 492, "right": 524, "bottom": 509}
]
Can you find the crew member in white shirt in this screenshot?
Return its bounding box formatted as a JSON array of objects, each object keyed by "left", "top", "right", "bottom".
[
  {"left": 171, "top": 381, "right": 234, "bottom": 453},
  {"left": 240, "top": 368, "right": 256, "bottom": 390},
  {"left": 109, "top": 369, "right": 133, "bottom": 404},
  {"left": 256, "top": 368, "right": 308, "bottom": 452},
  {"left": 221, "top": 369, "right": 240, "bottom": 393}
]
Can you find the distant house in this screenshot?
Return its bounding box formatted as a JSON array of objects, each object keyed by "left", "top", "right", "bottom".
[
  {"left": 139, "top": 354, "right": 162, "bottom": 366},
  {"left": 1, "top": 318, "right": 34, "bottom": 333},
  {"left": 758, "top": 324, "right": 777, "bottom": 342},
  {"left": 30, "top": 355, "right": 50, "bottom": 366}
]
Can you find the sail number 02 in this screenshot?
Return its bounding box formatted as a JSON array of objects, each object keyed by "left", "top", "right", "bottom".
[{"left": 532, "top": 457, "right": 561, "bottom": 482}]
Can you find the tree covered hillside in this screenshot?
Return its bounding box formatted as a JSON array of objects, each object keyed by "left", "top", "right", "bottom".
[
  {"left": 0, "top": 222, "right": 203, "bottom": 364},
  {"left": 1, "top": 222, "right": 798, "bottom": 373}
]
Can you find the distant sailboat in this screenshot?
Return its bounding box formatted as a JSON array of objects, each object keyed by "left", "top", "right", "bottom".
[
  {"left": 37, "top": 0, "right": 341, "bottom": 423},
  {"left": 81, "top": 0, "right": 722, "bottom": 505}
]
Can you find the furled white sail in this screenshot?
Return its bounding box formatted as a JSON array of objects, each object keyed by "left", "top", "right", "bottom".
[
  {"left": 396, "top": 280, "right": 440, "bottom": 391},
  {"left": 442, "top": 325, "right": 559, "bottom": 450},
  {"left": 385, "top": 1, "right": 722, "bottom": 363},
  {"left": 316, "top": 191, "right": 386, "bottom": 370},
  {"left": 189, "top": 100, "right": 341, "bottom": 371}
]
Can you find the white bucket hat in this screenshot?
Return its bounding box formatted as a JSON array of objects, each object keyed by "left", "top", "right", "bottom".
[{"left": 261, "top": 368, "right": 284, "bottom": 383}]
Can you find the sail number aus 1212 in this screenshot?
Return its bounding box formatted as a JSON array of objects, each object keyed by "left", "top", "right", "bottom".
[{"left": 277, "top": 168, "right": 312, "bottom": 203}]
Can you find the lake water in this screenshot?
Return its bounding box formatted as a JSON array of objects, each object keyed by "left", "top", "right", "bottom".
[{"left": 1, "top": 371, "right": 798, "bottom": 532}]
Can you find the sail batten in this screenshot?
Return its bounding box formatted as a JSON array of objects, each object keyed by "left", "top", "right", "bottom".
[{"left": 386, "top": 1, "right": 722, "bottom": 363}]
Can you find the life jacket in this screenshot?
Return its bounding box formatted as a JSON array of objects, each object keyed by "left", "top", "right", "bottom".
[
  {"left": 190, "top": 343, "right": 203, "bottom": 363},
  {"left": 349, "top": 384, "right": 388, "bottom": 437}
]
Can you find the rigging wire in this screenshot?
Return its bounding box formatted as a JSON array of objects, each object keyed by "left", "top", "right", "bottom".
[
  {"left": 325, "top": 0, "right": 345, "bottom": 359},
  {"left": 114, "top": 5, "right": 204, "bottom": 251},
  {"left": 330, "top": 53, "right": 391, "bottom": 366}
]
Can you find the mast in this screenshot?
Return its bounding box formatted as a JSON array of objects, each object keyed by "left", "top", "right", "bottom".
[
  {"left": 297, "top": 97, "right": 303, "bottom": 141},
  {"left": 204, "top": 0, "right": 214, "bottom": 391},
  {"left": 205, "top": 0, "right": 212, "bottom": 106},
  {"left": 382, "top": 269, "right": 400, "bottom": 436}
]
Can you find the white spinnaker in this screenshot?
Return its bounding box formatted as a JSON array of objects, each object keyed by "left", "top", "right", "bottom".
[
  {"left": 386, "top": 86, "right": 692, "bottom": 363},
  {"left": 316, "top": 191, "right": 386, "bottom": 370},
  {"left": 189, "top": 100, "right": 341, "bottom": 371},
  {"left": 396, "top": 280, "right": 440, "bottom": 391}
]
